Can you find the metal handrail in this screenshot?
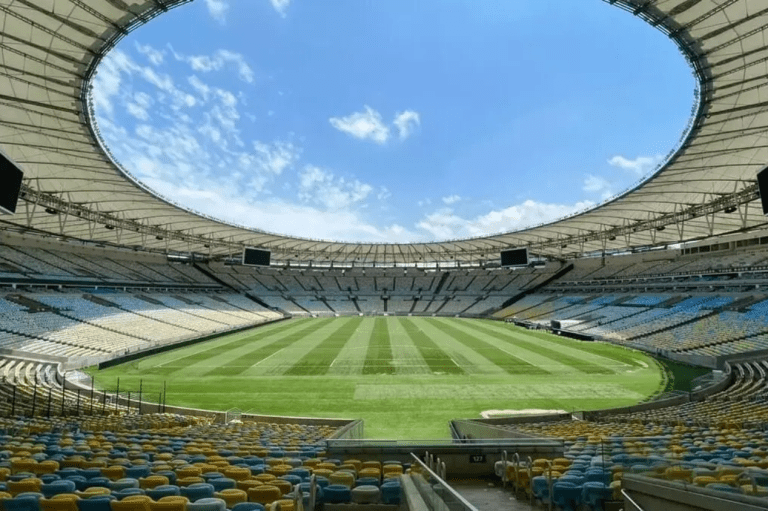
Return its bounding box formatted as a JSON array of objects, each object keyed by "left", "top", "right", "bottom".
[
  {"left": 409, "top": 452, "right": 481, "bottom": 511},
  {"left": 621, "top": 488, "right": 646, "bottom": 511}
]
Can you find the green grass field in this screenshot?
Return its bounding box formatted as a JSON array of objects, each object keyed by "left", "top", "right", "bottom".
[{"left": 89, "top": 317, "right": 664, "bottom": 439}]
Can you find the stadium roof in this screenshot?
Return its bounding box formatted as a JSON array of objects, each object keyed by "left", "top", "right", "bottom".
[{"left": 1, "top": 0, "right": 768, "bottom": 265}]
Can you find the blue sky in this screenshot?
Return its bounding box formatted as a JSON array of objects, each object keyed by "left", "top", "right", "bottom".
[{"left": 93, "top": 0, "right": 695, "bottom": 242}]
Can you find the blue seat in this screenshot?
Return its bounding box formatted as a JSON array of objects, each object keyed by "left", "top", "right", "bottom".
[
  {"left": 180, "top": 483, "right": 214, "bottom": 502},
  {"left": 109, "top": 478, "right": 138, "bottom": 491},
  {"left": 79, "top": 469, "right": 102, "bottom": 480},
  {"left": 279, "top": 475, "right": 301, "bottom": 487},
  {"left": 355, "top": 477, "right": 379, "bottom": 487},
  {"left": 62, "top": 476, "right": 87, "bottom": 492},
  {"left": 145, "top": 485, "right": 180, "bottom": 501},
  {"left": 208, "top": 478, "right": 235, "bottom": 492},
  {"left": 323, "top": 484, "right": 351, "bottom": 504},
  {"left": 552, "top": 482, "right": 582, "bottom": 511},
  {"left": 380, "top": 481, "right": 401, "bottom": 506},
  {"left": 531, "top": 476, "right": 551, "bottom": 504},
  {"left": 40, "top": 480, "right": 76, "bottom": 498},
  {"left": 201, "top": 473, "right": 225, "bottom": 482},
  {"left": 186, "top": 497, "right": 226, "bottom": 511},
  {"left": 585, "top": 470, "right": 611, "bottom": 485},
  {"left": 112, "top": 488, "right": 145, "bottom": 500},
  {"left": 3, "top": 496, "right": 40, "bottom": 511},
  {"left": 83, "top": 478, "right": 111, "bottom": 490},
  {"left": 558, "top": 475, "right": 584, "bottom": 486},
  {"left": 230, "top": 503, "right": 264, "bottom": 511},
  {"left": 581, "top": 482, "right": 613, "bottom": 510},
  {"left": 287, "top": 468, "right": 310, "bottom": 481}
]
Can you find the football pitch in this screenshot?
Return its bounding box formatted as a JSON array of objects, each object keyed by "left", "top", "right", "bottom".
[{"left": 90, "top": 317, "right": 664, "bottom": 439}]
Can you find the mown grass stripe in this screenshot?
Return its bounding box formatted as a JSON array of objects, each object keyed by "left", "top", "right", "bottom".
[
  {"left": 284, "top": 317, "right": 365, "bottom": 375},
  {"left": 220, "top": 318, "right": 336, "bottom": 375},
  {"left": 399, "top": 318, "right": 464, "bottom": 374},
  {"left": 467, "top": 321, "right": 615, "bottom": 374},
  {"left": 511, "top": 324, "right": 644, "bottom": 367},
  {"left": 144, "top": 318, "right": 311, "bottom": 373},
  {"left": 430, "top": 318, "right": 548, "bottom": 375},
  {"left": 362, "top": 318, "right": 395, "bottom": 375}
]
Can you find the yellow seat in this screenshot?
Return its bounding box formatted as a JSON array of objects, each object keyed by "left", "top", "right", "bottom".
[
  {"left": 694, "top": 476, "right": 717, "bottom": 487},
  {"left": 51, "top": 495, "right": 80, "bottom": 501},
  {"left": 110, "top": 498, "right": 151, "bottom": 511},
  {"left": 273, "top": 499, "right": 294, "bottom": 511},
  {"left": 175, "top": 467, "right": 202, "bottom": 479},
  {"left": 358, "top": 468, "right": 380, "bottom": 480},
  {"left": 266, "top": 465, "right": 290, "bottom": 477},
  {"left": 176, "top": 477, "right": 204, "bottom": 487},
  {"left": 149, "top": 496, "right": 188, "bottom": 511},
  {"left": 61, "top": 457, "right": 86, "bottom": 469},
  {"left": 254, "top": 474, "right": 276, "bottom": 483},
  {"left": 8, "top": 477, "right": 42, "bottom": 496},
  {"left": 215, "top": 489, "right": 247, "bottom": 508},
  {"left": 77, "top": 487, "right": 112, "bottom": 498},
  {"left": 343, "top": 460, "right": 362, "bottom": 472},
  {"left": 312, "top": 469, "right": 332, "bottom": 479},
  {"left": 236, "top": 480, "right": 262, "bottom": 492},
  {"left": 248, "top": 485, "right": 282, "bottom": 505},
  {"left": 382, "top": 464, "right": 402, "bottom": 476},
  {"left": 222, "top": 467, "right": 250, "bottom": 481},
  {"left": 11, "top": 458, "right": 38, "bottom": 475},
  {"left": 329, "top": 471, "right": 355, "bottom": 489},
  {"left": 609, "top": 480, "right": 622, "bottom": 500},
  {"left": 140, "top": 476, "right": 169, "bottom": 489},
  {"left": 742, "top": 484, "right": 768, "bottom": 497},
  {"left": 270, "top": 480, "right": 292, "bottom": 496},
  {"left": 36, "top": 461, "right": 60, "bottom": 475},
  {"left": 123, "top": 496, "right": 153, "bottom": 504}
]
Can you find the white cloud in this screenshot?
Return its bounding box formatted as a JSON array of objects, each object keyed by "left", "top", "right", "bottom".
[
  {"left": 204, "top": 0, "right": 229, "bottom": 23},
  {"left": 608, "top": 154, "right": 663, "bottom": 175},
  {"left": 329, "top": 106, "right": 390, "bottom": 144},
  {"left": 270, "top": 0, "right": 291, "bottom": 17},
  {"left": 393, "top": 110, "right": 420, "bottom": 140},
  {"left": 92, "top": 50, "right": 132, "bottom": 117},
  {"left": 136, "top": 44, "right": 164, "bottom": 66},
  {"left": 298, "top": 166, "right": 373, "bottom": 210},
  {"left": 442, "top": 195, "right": 461, "bottom": 205},
  {"left": 125, "top": 92, "right": 153, "bottom": 120},
  {"left": 174, "top": 49, "right": 255, "bottom": 83},
  {"left": 416, "top": 199, "right": 595, "bottom": 240},
  {"left": 247, "top": 141, "right": 301, "bottom": 191},
  {"left": 188, "top": 76, "right": 212, "bottom": 101},
  {"left": 583, "top": 174, "right": 614, "bottom": 201},
  {"left": 135, "top": 174, "right": 417, "bottom": 242}
]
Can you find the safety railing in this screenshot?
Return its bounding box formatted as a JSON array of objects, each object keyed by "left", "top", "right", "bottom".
[{"left": 409, "top": 452, "right": 479, "bottom": 511}]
